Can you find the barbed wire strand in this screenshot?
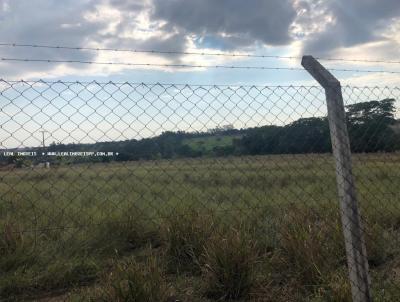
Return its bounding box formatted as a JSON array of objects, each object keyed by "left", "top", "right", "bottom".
[
  {"left": 2, "top": 57, "right": 400, "bottom": 74},
  {"left": 1, "top": 42, "right": 400, "bottom": 64},
  {"left": 2, "top": 78, "right": 399, "bottom": 89},
  {"left": 0, "top": 57, "right": 305, "bottom": 71}
]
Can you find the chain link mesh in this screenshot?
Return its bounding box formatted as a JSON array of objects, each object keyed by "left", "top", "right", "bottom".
[{"left": 1, "top": 80, "right": 399, "bottom": 301}]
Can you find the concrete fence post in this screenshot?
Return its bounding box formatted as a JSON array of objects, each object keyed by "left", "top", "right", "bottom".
[{"left": 301, "top": 55, "right": 372, "bottom": 302}]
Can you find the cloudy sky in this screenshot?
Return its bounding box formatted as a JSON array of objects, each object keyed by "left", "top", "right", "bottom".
[
  {"left": 1, "top": 0, "right": 400, "bottom": 85},
  {"left": 1, "top": 0, "right": 400, "bottom": 148}
]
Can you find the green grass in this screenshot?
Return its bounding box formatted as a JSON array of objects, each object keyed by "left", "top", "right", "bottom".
[
  {"left": 182, "top": 134, "right": 240, "bottom": 152},
  {"left": 1, "top": 153, "right": 400, "bottom": 301},
  {"left": 98, "top": 253, "right": 173, "bottom": 302}
]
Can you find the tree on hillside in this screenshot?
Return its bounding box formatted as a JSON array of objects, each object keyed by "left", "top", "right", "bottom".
[
  {"left": 282, "top": 117, "right": 331, "bottom": 153},
  {"left": 235, "top": 117, "right": 331, "bottom": 155},
  {"left": 346, "top": 98, "right": 398, "bottom": 152},
  {"left": 234, "top": 125, "right": 283, "bottom": 155}
]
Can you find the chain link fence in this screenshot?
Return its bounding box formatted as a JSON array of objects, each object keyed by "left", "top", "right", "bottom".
[{"left": 1, "top": 79, "right": 400, "bottom": 301}]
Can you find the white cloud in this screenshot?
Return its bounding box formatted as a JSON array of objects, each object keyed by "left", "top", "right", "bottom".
[{"left": 0, "top": 0, "right": 400, "bottom": 85}]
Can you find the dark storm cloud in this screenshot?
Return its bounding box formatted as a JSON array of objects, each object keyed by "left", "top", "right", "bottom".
[
  {"left": 2, "top": 0, "right": 400, "bottom": 78},
  {"left": 150, "top": 0, "right": 297, "bottom": 48},
  {"left": 302, "top": 0, "right": 400, "bottom": 56},
  {"left": 108, "top": 0, "right": 400, "bottom": 56},
  {"left": 98, "top": 1, "right": 189, "bottom": 62},
  {"left": 108, "top": 0, "right": 146, "bottom": 12}
]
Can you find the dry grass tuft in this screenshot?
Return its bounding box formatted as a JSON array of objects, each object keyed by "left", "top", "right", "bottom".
[
  {"left": 202, "top": 227, "right": 259, "bottom": 300},
  {"left": 164, "top": 208, "right": 215, "bottom": 273},
  {"left": 101, "top": 254, "right": 173, "bottom": 302},
  {"left": 0, "top": 221, "right": 24, "bottom": 255},
  {"left": 278, "top": 205, "right": 345, "bottom": 288}
]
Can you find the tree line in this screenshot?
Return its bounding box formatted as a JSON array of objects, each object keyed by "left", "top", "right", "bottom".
[{"left": 3, "top": 98, "right": 399, "bottom": 165}]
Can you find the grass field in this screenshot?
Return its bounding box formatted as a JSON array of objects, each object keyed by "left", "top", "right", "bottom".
[
  {"left": 1, "top": 153, "right": 400, "bottom": 301},
  {"left": 182, "top": 134, "right": 240, "bottom": 153}
]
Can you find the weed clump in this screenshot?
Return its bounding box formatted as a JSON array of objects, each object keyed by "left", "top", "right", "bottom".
[
  {"left": 278, "top": 205, "right": 345, "bottom": 288},
  {"left": 364, "top": 221, "right": 390, "bottom": 267},
  {"left": 202, "top": 227, "right": 259, "bottom": 300},
  {"left": 164, "top": 208, "right": 215, "bottom": 273},
  {"left": 0, "top": 221, "right": 24, "bottom": 255},
  {"left": 102, "top": 254, "right": 172, "bottom": 302},
  {"left": 311, "top": 269, "right": 352, "bottom": 302},
  {"left": 87, "top": 216, "right": 160, "bottom": 255}
]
